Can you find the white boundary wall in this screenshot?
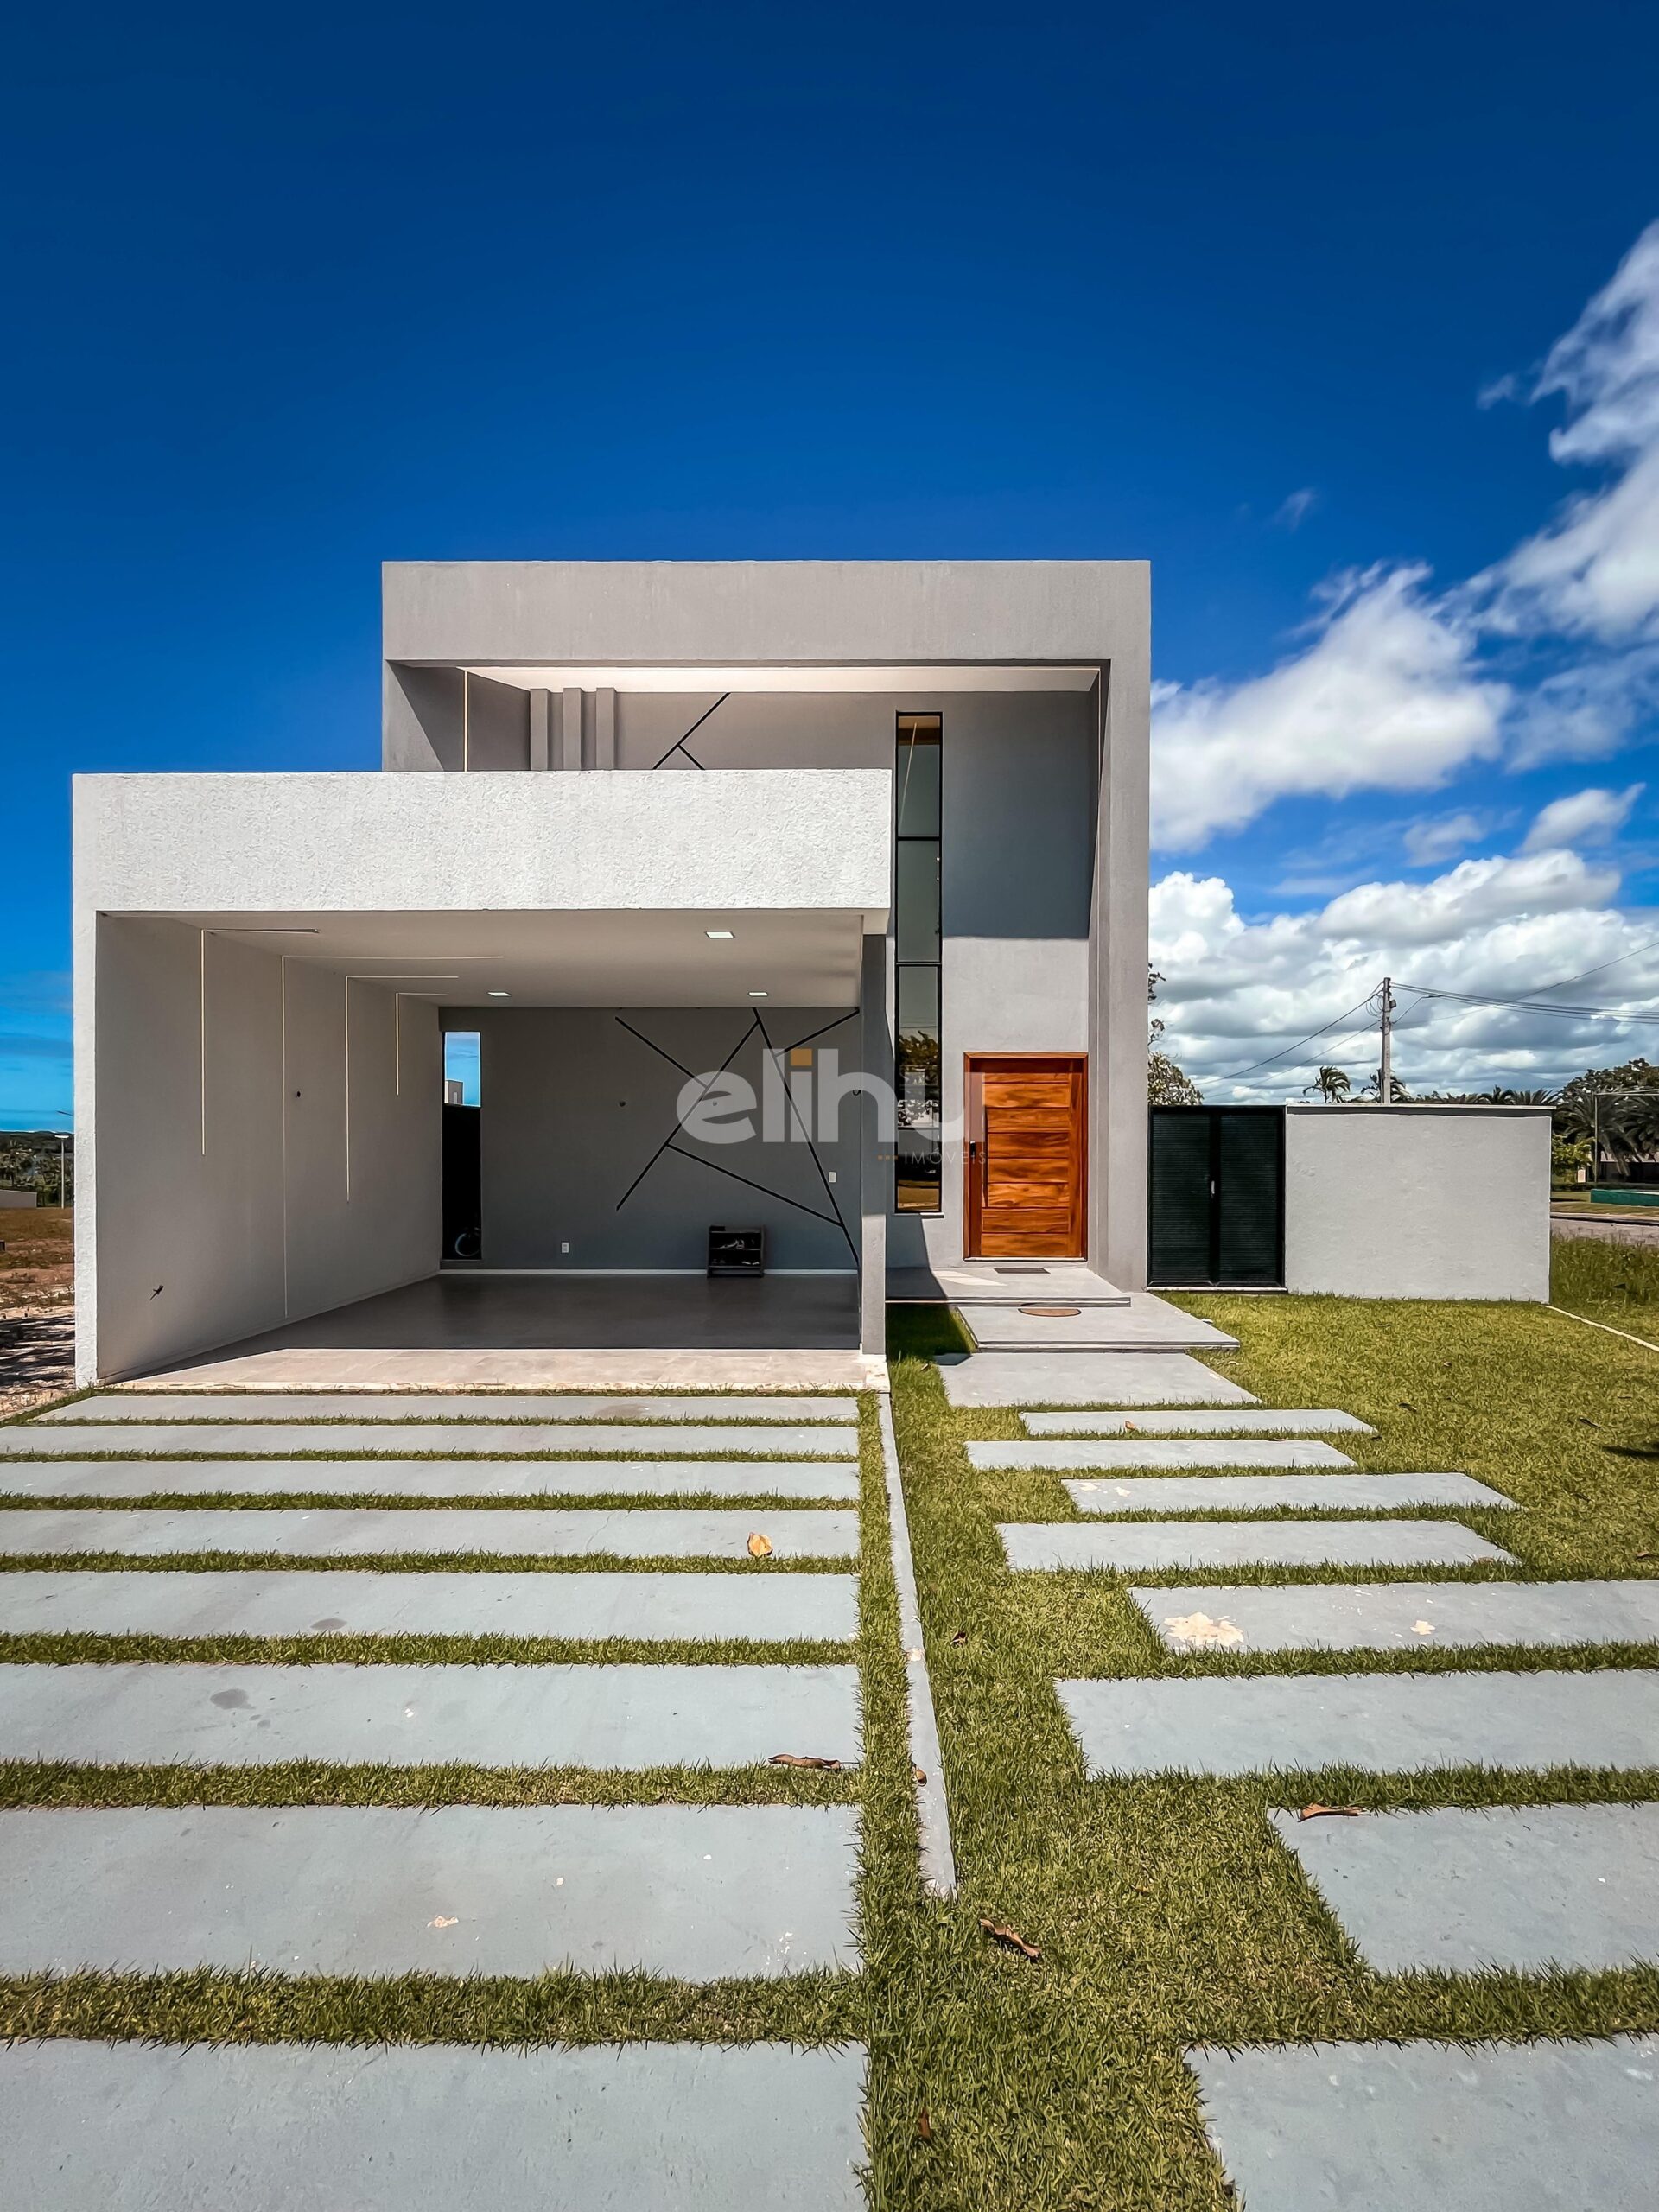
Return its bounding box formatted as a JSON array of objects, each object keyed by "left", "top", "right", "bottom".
[{"left": 1282, "top": 1105, "right": 1551, "bottom": 1300}]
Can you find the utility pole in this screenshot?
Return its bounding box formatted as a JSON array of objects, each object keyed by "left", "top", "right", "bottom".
[{"left": 1378, "top": 976, "right": 1395, "bottom": 1103}]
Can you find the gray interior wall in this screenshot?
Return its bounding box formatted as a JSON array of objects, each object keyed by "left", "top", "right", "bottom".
[
  {"left": 459, "top": 1005, "right": 861, "bottom": 1270},
  {"left": 1282, "top": 1107, "right": 1552, "bottom": 1300},
  {"left": 89, "top": 919, "right": 440, "bottom": 1379}
]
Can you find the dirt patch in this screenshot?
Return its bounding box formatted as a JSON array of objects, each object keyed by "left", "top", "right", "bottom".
[{"left": 0, "top": 1207, "right": 74, "bottom": 1414}]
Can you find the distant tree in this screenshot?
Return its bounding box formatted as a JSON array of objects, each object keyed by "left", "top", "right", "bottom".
[
  {"left": 1303, "top": 1065, "right": 1351, "bottom": 1104},
  {"left": 1147, "top": 966, "right": 1202, "bottom": 1104},
  {"left": 1357, "top": 1071, "right": 1412, "bottom": 1103}
]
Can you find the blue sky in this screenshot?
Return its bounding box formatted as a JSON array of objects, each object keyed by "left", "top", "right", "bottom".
[{"left": 4, "top": 1, "right": 1658, "bottom": 1121}]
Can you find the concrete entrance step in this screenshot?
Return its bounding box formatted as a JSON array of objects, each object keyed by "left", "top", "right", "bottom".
[
  {"left": 1270, "top": 1802, "right": 1659, "bottom": 1975},
  {"left": 0, "top": 1459, "right": 859, "bottom": 1502},
  {"left": 971, "top": 1438, "right": 1357, "bottom": 1471},
  {"left": 41, "top": 1394, "right": 860, "bottom": 1424},
  {"left": 888, "top": 1262, "right": 1129, "bottom": 1306},
  {"left": 1023, "top": 1408, "right": 1374, "bottom": 1437},
  {"left": 0, "top": 2039, "right": 868, "bottom": 2210},
  {"left": 938, "top": 1351, "right": 1255, "bottom": 1408},
  {"left": 1060, "top": 1668, "right": 1659, "bottom": 1777},
  {"left": 0, "top": 1422, "right": 855, "bottom": 1459},
  {"left": 0, "top": 1569, "right": 861, "bottom": 1643},
  {"left": 1064, "top": 1471, "right": 1512, "bottom": 1515},
  {"left": 1001, "top": 1520, "right": 1510, "bottom": 1572},
  {"left": 0, "top": 1662, "right": 863, "bottom": 1769},
  {"left": 0, "top": 1803, "right": 861, "bottom": 1980},
  {"left": 1190, "top": 2034, "right": 1658, "bottom": 2212},
  {"left": 1133, "top": 1579, "right": 1659, "bottom": 1654},
  {"left": 963, "top": 1294, "right": 1239, "bottom": 1353}
]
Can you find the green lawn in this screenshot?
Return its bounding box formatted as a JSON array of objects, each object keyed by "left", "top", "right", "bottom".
[
  {"left": 1551, "top": 1230, "right": 1659, "bottom": 1340},
  {"left": 874, "top": 1294, "right": 1659, "bottom": 2209}
]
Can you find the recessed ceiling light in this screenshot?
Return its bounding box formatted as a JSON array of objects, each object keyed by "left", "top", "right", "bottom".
[
  {"left": 748, "top": 988, "right": 768, "bottom": 998},
  {"left": 487, "top": 989, "right": 511, "bottom": 998},
  {"left": 706, "top": 930, "right": 734, "bottom": 939}
]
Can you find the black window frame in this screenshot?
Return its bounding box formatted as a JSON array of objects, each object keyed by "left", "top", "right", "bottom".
[{"left": 894, "top": 712, "right": 943, "bottom": 1216}]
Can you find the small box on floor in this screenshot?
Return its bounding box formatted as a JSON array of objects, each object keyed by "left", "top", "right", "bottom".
[{"left": 708, "top": 1227, "right": 766, "bottom": 1278}]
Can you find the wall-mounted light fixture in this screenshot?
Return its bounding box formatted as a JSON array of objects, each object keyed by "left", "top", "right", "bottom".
[
  {"left": 706, "top": 930, "right": 734, "bottom": 939},
  {"left": 487, "top": 990, "right": 511, "bottom": 999}
]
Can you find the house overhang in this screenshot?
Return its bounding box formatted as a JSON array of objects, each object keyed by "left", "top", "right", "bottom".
[{"left": 73, "top": 769, "right": 891, "bottom": 1007}]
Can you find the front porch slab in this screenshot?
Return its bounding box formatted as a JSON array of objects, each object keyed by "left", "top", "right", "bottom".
[
  {"left": 0, "top": 1507, "right": 860, "bottom": 1560},
  {"left": 0, "top": 1803, "right": 861, "bottom": 1979},
  {"left": 0, "top": 1661, "right": 864, "bottom": 1768},
  {"left": 0, "top": 2039, "right": 869, "bottom": 2210}
]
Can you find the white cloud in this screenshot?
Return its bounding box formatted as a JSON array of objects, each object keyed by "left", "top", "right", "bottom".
[
  {"left": 1154, "top": 222, "right": 1659, "bottom": 850},
  {"left": 1151, "top": 565, "right": 1509, "bottom": 849},
  {"left": 1272, "top": 487, "right": 1319, "bottom": 530},
  {"left": 1402, "top": 810, "right": 1488, "bottom": 866},
  {"left": 1151, "top": 844, "right": 1659, "bottom": 1100},
  {"left": 1522, "top": 782, "right": 1644, "bottom": 852}
]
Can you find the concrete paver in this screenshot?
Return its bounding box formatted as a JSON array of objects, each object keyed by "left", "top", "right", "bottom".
[
  {"left": 971, "top": 1438, "right": 1357, "bottom": 1471},
  {"left": 937, "top": 1352, "right": 1255, "bottom": 1408},
  {"left": 0, "top": 1422, "right": 855, "bottom": 1459},
  {"left": 0, "top": 1459, "right": 858, "bottom": 1501},
  {"left": 1060, "top": 1668, "right": 1659, "bottom": 1777},
  {"left": 1269, "top": 1802, "right": 1659, "bottom": 1974},
  {"left": 0, "top": 1661, "right": 863, "bottom": 1769},
  {"left": 0, "top": 1568, "right": 860, "bottom": 1642},
  {"left": 0, "top": 2038, "right": 868, "bottom": 2210},
  {"left": 1189, "top": 2033, "right": 1659, "bottom": 2212},
  {"left": 1001, "top": 1520, "right": 1511, "bottom": 1572},
  {"left": 1064, "top": 1471, "right": 1512, "bottom": 1514},
  {"left": 0, "top": 1507, "right": 859, "bottom": 1560},
  {"left": 1134, "top": 1580, "right": 1659, "bottom": 1653},
  {"left": 38, "top": 1395, "right": 859, "bottom": 1424},
  {"left": 1023, "top": 1408, "right": 1373, "bottom": 1436},
  {"left": 0, "top": 1803, "right": 861, "bottom": 1979}
]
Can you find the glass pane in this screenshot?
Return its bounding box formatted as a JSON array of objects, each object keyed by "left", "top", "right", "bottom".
[
  {"left": 895, "top": 840, "right": 940, "bottom": 963},
  {"left": 896, "top": 719, "right": 941, "bottom": 836},
  {"left": 896, "top": 1129, "right": 941, "bottom": 1212},
  {"left": 895, "top": 964, "right": 942, "bottom": 1214}
]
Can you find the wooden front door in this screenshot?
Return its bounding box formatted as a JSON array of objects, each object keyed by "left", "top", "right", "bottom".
[{"left": 963, "top": 1053, "right": 1088, "bottom": 1258}]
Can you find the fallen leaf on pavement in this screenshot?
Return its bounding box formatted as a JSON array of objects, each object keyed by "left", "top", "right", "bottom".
[
  {"left": 429, "top": 1916, "right": 459, "bottom": 1929},
  {"left": 1298, "top": 1803, "right": 1363, "bottom": 1821},
  {"left": 769, "top": 1752, "right": 842, "bottom": 1770},
  {"left": 912, "top": 1764, "right": 927, "bottom": 1784},
  {"left": 981, "top": 1916, "right": 1041, "bottom": 1960},
  {"left": 747, "top": 1533, "right": 773, "bottom": 1557},
  {"left": 1411, "top": 1620, "right": 1436, "bottom": 1636}
]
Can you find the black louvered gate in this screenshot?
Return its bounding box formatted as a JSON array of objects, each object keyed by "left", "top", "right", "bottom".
[{"left": 1148, "top": 1107, "right": 1285, "bottom": 1287}]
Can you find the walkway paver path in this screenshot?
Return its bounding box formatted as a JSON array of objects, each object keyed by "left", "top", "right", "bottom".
[
  {"left": 1023, "top": 1408, "right": 1373, "bottom": 1436},
  {"left": 1189, "top": 2033, "right": 1659, "bottom": 2212},
  {"left": 0, "top": 1803, "right": 861, "bottom": 1979},
  {"left": 1063, "top": 1471, "right": 1512, "bottom": 1514},
  {"left": 938, "top": 1351, "right": 1255, "bottom": 1407},
  {"left": 0, "top": 1506, "right": 860, "bottom": 1559},
  {"left": 0, "top": 1421, "right": 856, "bottom": 1458},
  {"left": 0, "top": 1567, "right": 861, "bottom": 1641},
  {"left": 971, "top": 1437, "right": 1357, "bottom": 1471},
  {"left": 1001, "top": 1519, "right": 1510, "bottom": 1572},
  {"left": 0, "top": 1458, "right": 859, "bottom": 1500},
  {"left": 1135, "top": 1578, "right": 1659, "bottom": 1652},
  {"left": 42, "top": 1394, "right": 860, "bottom": 1424},
  {"left": 1269, "top": 1802, "right": 1659, "bottom": 1974},
  {"left": 0, "top": 1660, "right": 864, "bottom": 1769},
  {"left": 0, "top": 2038, "right": 869, "bottom": 2211},
  {"left": 1060, "top": 1667, "right": 1659, "bottom": 1777}
]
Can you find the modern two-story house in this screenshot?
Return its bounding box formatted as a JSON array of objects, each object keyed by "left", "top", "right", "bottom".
[{"left": 72, "top": 560, "right": 1151, "bottom": 1384}]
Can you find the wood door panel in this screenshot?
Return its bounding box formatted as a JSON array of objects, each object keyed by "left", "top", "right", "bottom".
[{"left": 965, "top": 1052, "right": 1087, "bottom": 1259}]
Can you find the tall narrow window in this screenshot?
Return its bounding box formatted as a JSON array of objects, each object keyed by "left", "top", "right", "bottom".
[{"left": 895, "top": 713, "right": 942, "bottom": 1212}]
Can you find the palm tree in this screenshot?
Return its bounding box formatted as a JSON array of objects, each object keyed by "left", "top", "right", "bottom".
[{"left": 1303, "top": 1065, "right": 1351, "bottom": 1103}]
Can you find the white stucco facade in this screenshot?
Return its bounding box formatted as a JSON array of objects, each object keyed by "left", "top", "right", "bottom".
[{"left": 1283, "top": 1105, "right": 1553, "bottom": 1300}]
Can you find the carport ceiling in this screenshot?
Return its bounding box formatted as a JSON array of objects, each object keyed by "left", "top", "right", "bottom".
[{"left": 156, "top": 909, "right": 865, "bottom": 1008}]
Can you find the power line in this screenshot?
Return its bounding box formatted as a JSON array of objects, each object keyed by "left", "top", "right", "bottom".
[
  {"left": 1212, "top": 990, "right": 1382, "bottom": 1084},
  {"left": 1399, "top": 982, "right": 1659, "bottom": 1023}
]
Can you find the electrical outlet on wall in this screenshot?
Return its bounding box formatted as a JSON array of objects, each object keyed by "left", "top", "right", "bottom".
[
  {"left": 827, "top": 1171, "right": 836, "bottom": 1183},
  {"left": 560, "top": 1241, "right": 570, "bottom": 1254}
]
